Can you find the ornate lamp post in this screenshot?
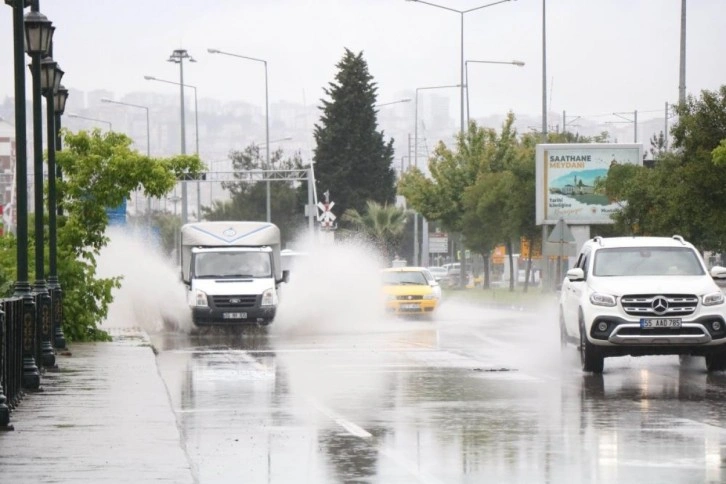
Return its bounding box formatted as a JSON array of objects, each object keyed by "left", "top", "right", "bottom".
[
  {"left": 51, "top": 83, "right": 68, "bottom": 350},
  {"left": 27, "top": 0, "right": 56, "bottom": 370}
]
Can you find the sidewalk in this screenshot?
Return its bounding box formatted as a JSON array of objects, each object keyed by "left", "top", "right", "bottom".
[{"left": 0, "top": 327, "right": 194, "bottom": 484}]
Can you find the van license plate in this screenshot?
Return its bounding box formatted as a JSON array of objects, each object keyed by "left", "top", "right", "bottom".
[
  {"left": 640, "top": 318, "right": 681, "bottom": 328},
  {"left": 223, "top": 312, "right": 246, "bottom": 319}
]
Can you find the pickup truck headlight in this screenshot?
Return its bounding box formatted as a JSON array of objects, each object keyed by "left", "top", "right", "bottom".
[
  {"left": 703, "top": 291, "right": 725, "bottom": 306},
  {"left": 590, "top": 292, "right": 616, "bottom": 307},
  {"left": 193, "top": 289, "right": 208, "bottom": 308},
  {"left": 261, "top": 288, "right": 276, "bottom": 307}
]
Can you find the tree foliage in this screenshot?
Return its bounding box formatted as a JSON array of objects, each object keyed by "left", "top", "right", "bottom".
[
  {"left": 340, "top": 201, "right": 408, "bottom": 261},
  {"left": 0, "top": 128, "right": 203, "bottom": 341},
  {"left": 605, "top": 86, "right": 726, "bottom": 252},
  {"left": 313, "top": 48, "right": 396, "bottom": 222}
]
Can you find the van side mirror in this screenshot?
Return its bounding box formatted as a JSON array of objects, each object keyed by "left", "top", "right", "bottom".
[{"left": 565, "top": 267, "right": 585, "bottom": 281}]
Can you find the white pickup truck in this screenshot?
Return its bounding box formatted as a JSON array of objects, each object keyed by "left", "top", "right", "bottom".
[{"left": 180, "top": 221, "right": 289, "bottom": 326}]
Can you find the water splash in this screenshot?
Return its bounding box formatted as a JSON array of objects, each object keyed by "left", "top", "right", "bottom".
[{"left": 97, "top": 226, "right": 193, "bottom": 334}]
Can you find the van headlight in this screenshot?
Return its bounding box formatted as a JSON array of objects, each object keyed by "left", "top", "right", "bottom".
[
  {"left": 703, "top": 291, "right": 725, "bottom": 306},
  {"left": 590, "top": 292, "right": 616, "bottom": 307},
  {"left": 261, "top": 288, "right": 277, "bottom": 307},
  {"left": 192, "top": 289, "right": 208, "bottom": 308}
]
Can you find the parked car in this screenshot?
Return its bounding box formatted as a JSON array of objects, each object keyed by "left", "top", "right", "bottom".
[
  {"left": 381, "top": 267, "right": 441, "bottom": 317},
  {"left": 426, "top": 266, "right": 448, "bottom": 283}
]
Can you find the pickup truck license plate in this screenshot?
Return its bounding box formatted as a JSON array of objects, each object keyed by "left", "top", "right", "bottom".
[
  {"left": 223, "top": 312, "right": 247, "bottom": 319},
  {"left": 640, "top": 318, "right": 682, "bottom": 328}
]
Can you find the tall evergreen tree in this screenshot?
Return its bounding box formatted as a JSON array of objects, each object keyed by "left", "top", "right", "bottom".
[{"left": 313, "top": 48, "right": 396, "bottom": 221}]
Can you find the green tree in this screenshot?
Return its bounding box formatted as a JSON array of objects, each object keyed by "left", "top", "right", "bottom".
[
  {"left": 313, "top": 48, "right": 396, "bottom": 221},
  {"left": 202, "top": 143, "right": 307, "bottom": 247},
  {"left": 605, "top": 86, "right": 726, "bottom": 251},
  {"left": 0, "top": 128, "right": 203, "bottom": 341},
  {"left": 340, "top": 201, "right": 408, "bottom": 262}
]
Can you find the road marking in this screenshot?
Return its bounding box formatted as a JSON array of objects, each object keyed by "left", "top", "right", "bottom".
[
  {"left": 307, "top": 397, "right": 446, "bottom": 484},
  {"left": 307, "top": 398, "right": 372, "bottom": 439}
]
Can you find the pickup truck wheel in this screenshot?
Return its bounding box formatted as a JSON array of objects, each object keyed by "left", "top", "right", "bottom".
[
  {"left": 705, "top": 352, "right": 726, "bottom": 372},
  {"left": 580, "top": 318, "right": 604, "bottom": 373}
]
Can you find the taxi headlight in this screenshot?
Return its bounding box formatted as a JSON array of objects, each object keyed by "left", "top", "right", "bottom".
[
  {"left": 703, "top": 291, "right": 724, "bottom": 306},
  {"left": 423, "top": 293, "right": 437, "bottom": 300},
  {"left": 193, "top": 289, "right": 208, "bottom": 308},
  {"left": 386, "top": 294, "right": 397, "bottom": 301},
  {"left": 590, "top": 292, "right": 616, "bottom": 307}
]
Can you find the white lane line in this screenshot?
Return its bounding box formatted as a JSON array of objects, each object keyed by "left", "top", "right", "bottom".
[
  {"left": 307, "top": 397, "right": 445, "bottom": 484},
  {"left": 307, "top": 398, "right": 372, "bottom": 439}
]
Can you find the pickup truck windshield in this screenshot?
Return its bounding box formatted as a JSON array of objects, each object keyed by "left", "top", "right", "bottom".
[{"left": 194, "top": 252, "right": 272, "bottom": 278}]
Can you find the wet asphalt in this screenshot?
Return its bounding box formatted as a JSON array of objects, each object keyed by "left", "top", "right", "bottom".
[{"left": 4, "top": 299, "right": 726, "bottom": 483}]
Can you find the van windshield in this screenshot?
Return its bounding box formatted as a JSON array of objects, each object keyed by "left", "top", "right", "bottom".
[
  {"left": 593, "top": 247, "right": 704, "bottom": 277},
  {"left": 194, "top": 252, "right": 272, "bottom": 278}
]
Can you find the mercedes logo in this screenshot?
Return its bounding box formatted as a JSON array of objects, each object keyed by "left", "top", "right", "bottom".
[{"left": 651, "top": 296, "right": 669, "bottom": 315}]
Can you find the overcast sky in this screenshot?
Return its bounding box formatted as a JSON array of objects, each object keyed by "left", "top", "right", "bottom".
[{"left": 1, "top": 0, "right": 724, "bottom": 125}]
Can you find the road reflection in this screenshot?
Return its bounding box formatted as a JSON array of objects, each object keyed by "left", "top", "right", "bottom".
[{"left": 149, "top": 311, "right": 726, "bottom": 483}]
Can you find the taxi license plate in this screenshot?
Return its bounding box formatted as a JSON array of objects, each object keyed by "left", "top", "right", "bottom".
[
  {"left": 400, "top": 303, "right": 420, "bottom": 311},
  {"left": 223, "top": 312, "right": 247, "bottom": 319},
  {"left": 640, "top": 318, "right": 682, "bottom": 328}
]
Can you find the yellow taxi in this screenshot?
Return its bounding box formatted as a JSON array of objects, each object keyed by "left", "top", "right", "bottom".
[{"left": 381, "top": 266, "right": 441, "bottom": 316}]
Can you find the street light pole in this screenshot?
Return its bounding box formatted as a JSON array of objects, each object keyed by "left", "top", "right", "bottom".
[
  {"left": 208, "top": 48, "right": 271, "bottom": 222},
  {"left": 407, "top": 0, "right": 513, "bottom": 284},
  {"left": 167, "top": 49, "right": 196, "bottom": 225},
  {"left": 464, "top": 59, "right": 524, "bottom": 126},
  {"left": 67, "top": 113, "right": 112, "bottom": 131},
  {"left": 144, "top": 75, "right": 201, "bottom": 218},
  {"left": 51, "top": 83, "right": 68, "bottom": 351},
  {"left": 413, "top": 84, "right": 459, "bottom": 266},
  {"left": 406, "top": 0, "right": 513, "bottom": 137},
  {"left": 100, "top": 99, "right": 149, "bottom": 156},
  {"left": 101, "top": 98, "right": 151, "bottom": 221}
]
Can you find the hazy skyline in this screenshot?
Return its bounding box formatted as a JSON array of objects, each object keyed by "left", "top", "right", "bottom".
[{"left": 1, "top": 0, "right": 724, "bottom": 130}]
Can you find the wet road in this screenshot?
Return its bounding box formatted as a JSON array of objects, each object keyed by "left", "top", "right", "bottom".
[{"left": 149, "top": 298, "right": 726, "bottom": 484}]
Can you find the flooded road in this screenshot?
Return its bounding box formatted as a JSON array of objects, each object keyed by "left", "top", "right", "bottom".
[{"left": 148, "top": 298, "right": 726, "bottom": 484}]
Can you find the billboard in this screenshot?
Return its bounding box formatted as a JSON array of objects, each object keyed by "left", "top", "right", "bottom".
[{"left": 536, "top": 143, "right": 643, "bottom": 225}]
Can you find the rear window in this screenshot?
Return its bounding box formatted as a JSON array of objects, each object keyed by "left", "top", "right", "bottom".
[{"left": 592, "top": 247, "right": 704, "bottom": 277}]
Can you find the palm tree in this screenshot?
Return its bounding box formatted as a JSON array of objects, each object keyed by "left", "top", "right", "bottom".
[{"left": 341, "top": 200, "right": 408, "bottom": 261}]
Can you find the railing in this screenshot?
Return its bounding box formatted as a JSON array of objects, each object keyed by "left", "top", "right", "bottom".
[
  {"left": 0, "top": 290, "right": 63, "bottom": 431},
  {"left": 1, "top": 297, "right": 23, "bottom": 429}
]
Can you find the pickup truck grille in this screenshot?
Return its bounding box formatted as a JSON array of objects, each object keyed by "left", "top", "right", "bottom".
[
  {"left": 621, "top": 294, "right": 698, "bottom": 317},
  {"left": 211, "top": 295, "right": 258, "bottom": 308}
]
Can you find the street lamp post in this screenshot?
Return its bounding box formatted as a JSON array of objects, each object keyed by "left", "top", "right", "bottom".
[
  {"left": 67, "top": 113, "right": 112, "bottom": 131},
  {"left": 101, "top": 98, "right": 151, "bottom": 221},
  {"left": 27, "top": 1, "right": 56, "bottom": 371},
  {"left": 51, "top": 83, "right": 68, "bottom": 351},
  {"left": 100, "top": 99, "right": 149, "bottom": 156},
  {"left": 208, "top": 48, "right": 271, "bottom": 222},
  {"left": 375, "top": 98, "right": 412, "bottom": 108},
  {"left": 41, "top": 51, "right": 63, "bottom": 367},
  {"left": 413, "top": 84, "right": 460, "bottom": 267},
  {"left": 144, "top": 75, "right": 201, "bottom": 218},
  {"left": 407, "top": 0, "right": 514, "bottom": 284},
  {"left": 464, "top": 59, "right": 525, "bottom": 125},
  {"left": 166, "top": 49, "right": 196, "bottom": 225},
  {"left": 5, "top": 0, "right": 41, "bottom": 395},
  {"left": 406, "top": 0, "right": 513, "bottom": 137}
]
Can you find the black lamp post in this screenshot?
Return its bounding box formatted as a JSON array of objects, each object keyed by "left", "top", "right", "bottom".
[
  {"left": 26, "top": 0, "right": 54, "bottom": 371},
  {"left": 5, "top": 0, "right": 40, "bottom": 390},
  {"left": 47, "top": 78, "right": 67, "bottom": 352}
]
